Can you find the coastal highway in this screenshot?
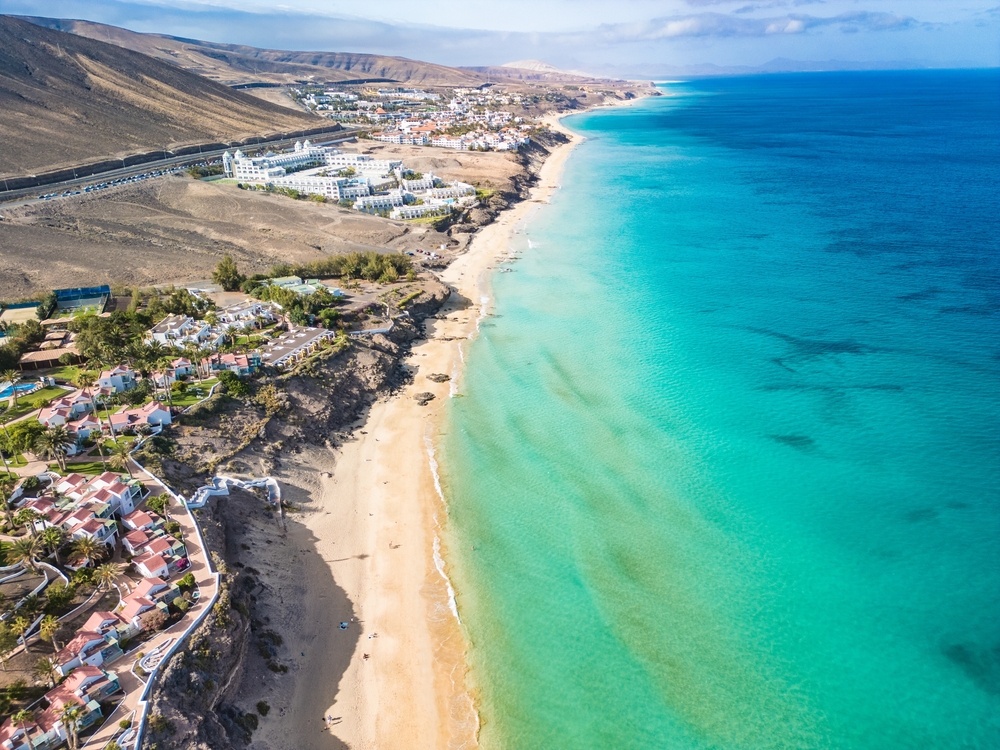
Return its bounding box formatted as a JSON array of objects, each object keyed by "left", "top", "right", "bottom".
[{"left": 0, "top": 130, "right": 360, "bottom": 209}]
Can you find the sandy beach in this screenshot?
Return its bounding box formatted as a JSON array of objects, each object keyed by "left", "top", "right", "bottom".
[{"left": 258, "top": 109, "right": 591, "bottom": 750}]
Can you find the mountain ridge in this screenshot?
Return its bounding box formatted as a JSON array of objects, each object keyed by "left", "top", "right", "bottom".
[
  {"left": 18, "top": 16, "right": 486, "bottom": 87},
  {"left": 0, "top": 15, "right": 321, "bottom": 179}
]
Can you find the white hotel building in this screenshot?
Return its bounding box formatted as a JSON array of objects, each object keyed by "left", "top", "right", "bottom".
[
  {"left": 223, "top": 141, "right": 403, "bottom": 201},
  {"left": 223, "top": 141, "right": 475, "bottom": 218}
]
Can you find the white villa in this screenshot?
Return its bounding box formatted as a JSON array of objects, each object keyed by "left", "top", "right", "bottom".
[
  {"left": 97, "top": 366, "right": 137, "bottom": 394},
  {"left": 216, "top": 300, "right": 278, "bottom": 330},
  {"left": 146, "top": 315, "right": 224, "bottom": 349}
]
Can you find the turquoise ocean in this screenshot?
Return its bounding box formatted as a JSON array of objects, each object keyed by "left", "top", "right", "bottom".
[{"left": 439, "top": 71, "right": 1000, "bottom": 749}]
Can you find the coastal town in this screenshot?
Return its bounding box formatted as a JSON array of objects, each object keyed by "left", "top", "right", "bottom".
[
  {"left": 0, "top": 12, "right": 659, "bottom": 749},
  {"left": 297, "top": 86, "right": 537, "bottom": 152}
]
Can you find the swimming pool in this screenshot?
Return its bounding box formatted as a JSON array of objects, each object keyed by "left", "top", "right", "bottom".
[{"left": 0, "top": 382, "right": 37, "bottom": 400}]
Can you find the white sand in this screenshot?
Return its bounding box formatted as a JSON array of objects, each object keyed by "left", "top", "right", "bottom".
[{"left": 274, "top": 105, "right": 633, "bottom": 748}]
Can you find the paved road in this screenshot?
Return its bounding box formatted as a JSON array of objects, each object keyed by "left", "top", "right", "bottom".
[
  {"left": 80, "top": 463, "right": 219, "bottom": 750},
  {"left": 0, "top": 131, "right": 359, "bottom": 210}
]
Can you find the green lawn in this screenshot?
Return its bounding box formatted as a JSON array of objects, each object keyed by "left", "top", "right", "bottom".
[
  {"left": 0, "top": 386, "right": 70, "bottom": 423},
  {"left": 51, "top": 461, "right": 108, "bottom": 475},
  {"left": 100, "top": 436, "right": 136, "bottom": 451},
  {"left": 0, "top": 453, "right": 29, "bottom": 468},
  {"left": 171, "top": 378, "right": 218, "bottom": 408},
  {"left": 37, "top": 365, "right": 92, "bottom": 384}
]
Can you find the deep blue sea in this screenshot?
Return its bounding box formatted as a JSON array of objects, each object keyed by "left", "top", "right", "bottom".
[{"left": 441, "top": 70, "right": 1000, "bottom": 749}]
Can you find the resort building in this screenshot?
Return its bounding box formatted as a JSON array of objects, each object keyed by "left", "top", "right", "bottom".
[
  {"left": 108, "top": 401, "right": 172, "bottom": 433},
  {"left": 390, "top": 203, "right": 452, "bottom": 221},
  {"left": 201, "top": 352, "right": 261, "bottom": 377},
  {"left": 259, "top": 325, "right": 334, "bottom": 369},
  {"left": 216, "top": 300, "right": 277, "bottom": 329},
  {"left": 0, "top": 666, "right": 121, "bottom": 749},
  {"left": 146, "top": 315, "right": 223, "bottom": 349},
  {"left": 97, "top": 366, "right": 137, "bottom": 393}
]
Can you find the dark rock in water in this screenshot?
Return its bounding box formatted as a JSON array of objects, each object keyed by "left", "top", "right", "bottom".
[
  {"left": 414, "top": 392, "right": 436, "bottom": 405},
  {"left": 427, "top": 373, "right": 450, "bottom": 383}
]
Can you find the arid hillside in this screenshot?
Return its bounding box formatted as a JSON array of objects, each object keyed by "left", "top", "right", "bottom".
[
  {"left": 0, "top": 172, "right": 466, "bottom": 297},
  {"left": 20, "top": 16, "right": 486, "bottom": 87},
  {"left": 0, "top": 15, "right": 321, "bottom": 179}
]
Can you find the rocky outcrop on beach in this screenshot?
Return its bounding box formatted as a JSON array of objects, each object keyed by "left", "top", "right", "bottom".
[{"left": 446, "top": 129, "right": 569, "bottom": 235}]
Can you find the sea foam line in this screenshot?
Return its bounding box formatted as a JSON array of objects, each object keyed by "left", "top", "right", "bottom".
[{"left": 426, "top": 436, "right": 461, "bottom": 623}]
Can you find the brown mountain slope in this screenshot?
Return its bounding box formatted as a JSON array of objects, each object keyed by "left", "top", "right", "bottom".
[
  {"left": 21, "top": 16, "right": 485, "bottom": 87},
  {"left": 0, "top": 15, "right": 320, "bottom": 179}
]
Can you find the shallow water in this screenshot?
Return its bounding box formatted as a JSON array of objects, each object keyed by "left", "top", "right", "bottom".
[{"left": 441, "top": 71, "right": 1000, "bottom": 749}]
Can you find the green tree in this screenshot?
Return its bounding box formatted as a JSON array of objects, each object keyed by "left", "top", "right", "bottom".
[
  {"left": 1, "top": 369, "right": 21, "bottom": 409},
  {"left": 212, "top": 254, "right": 246, "bottom": 292},
  {"left": 69, "top": 536, "right": 106, "bottom": 568},
  {"left": 38, "top": 615, "right": 61, "bottom": 651},
  {"left": 60, "top": 704, "right": 83, "bottom": 750},
  {"left": 109, "top": 441, "right": 134, "bottom": 479},
  {"left": 217, "top": 370, "right": 248, "bottom": 398},
  {"left": 40, "top": 527, "right": 65, "bottom": 565},
  {"left": 0, "top": 477, "right": 16, "bottom": 531},
  {"left": 34, "top": 426, "right": 74, "bottom": 472},
  {"left": 44, "top": 582, "right": 76, "bottom": 613},
  {"left": 12, "top": 615, "right": 33, "bottom": 653},
  {"left": 146, "top": 494, "right": 170, "bottom": 518},
  {"left": 9, "top": 536, "right": 40, "bottom": 571},
  {"left": 0, "top": 622, "right": 18, "bottom": 671},
  {"left": 11, "top": 709, "right": 36, "bottom": 750},
  {"left": 6, "top": 421, "right": 44, "bottom": 455},
  {"left": 95, "top": 562, "right": 122, "bottom": 592},
  {"left": 75, "top": 372, "right": 108, "bottom": 470},
  {"left": 34, "top": 656, "right": 59, "bottom": 688}
]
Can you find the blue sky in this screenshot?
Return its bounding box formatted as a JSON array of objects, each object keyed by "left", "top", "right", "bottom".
[{"left": 5, "top": 0, "right": 999, "bottom": 73}]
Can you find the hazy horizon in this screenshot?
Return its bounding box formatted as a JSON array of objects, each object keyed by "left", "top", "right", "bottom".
[{"left": 4, "top": 0, "right": 998, "bottom": 76}]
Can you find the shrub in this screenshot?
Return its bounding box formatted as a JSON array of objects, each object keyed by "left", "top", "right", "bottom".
[
  {"left": 217, "top": 371, "right": 249, "bottom": 398},
  {"left": 256, "top": 700, "right": 270, "bottom": 716},
  {"left": 119, "top": 719, "right": 131, "bottom": 730},
  {"left": 140, "top": 608, "right": 168, "bottom": 632},
  {"left": 177, "top": 572, "right": 196, "bottom": 590}
]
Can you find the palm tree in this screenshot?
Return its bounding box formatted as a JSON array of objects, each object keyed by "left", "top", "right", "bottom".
[
  {"left": 1, "top": 369, "right": 21, "bottom": 410},
  {"left": 157, "top": 356, "right": 176, "bottom": 405},
  {"left": 109, "top": 441, "right": 134, "bottom": 479},
  {"left": 0, "top": 622, "right": 18, "bottom": 671},
  {"left": 0, "top": 478, "right": 15, "bottom": 531},
  {"left": 95, "top": 562, "right": 122, "bottom": 592},
  {"left": 38, "top": 615, "right": 61, "bottom": 651},
  {"left": 34, "top": 426, "right": 74, "bottom": 472},
  {"left": 13, "top": 508, "right": 42, "bottom": 537},
  {"left": 9, "top": 536, "right": 40, "bottom": 571},
  {"left": 21, "top": 594, "right": 41, "bottom": 617},
  {"left": 0, "top": 434, "right": 10, "bottom": 475},
  {"left": 75, "top": 373, "right": 108, "bottom": 470},
  {"left": 69, "top": 536, "right": 106, "bottom": 568},
  {"left": 34, "top": 656, "right": 59, "bottom": 688},
  {"left": 11, "top": 709, "right": 36, "bottom": 750},
  {"left": 101, "top": 393, "right": 120, "bottom": 441},
  {"left": 60, "top": 704, "right": 83, "bottom": 750},
  {"left": 40, "top": 527, "right": 65, "bottom": 565},
  {"left": 12, "top": 615, "right": 33, "bottom": 653}
]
